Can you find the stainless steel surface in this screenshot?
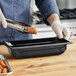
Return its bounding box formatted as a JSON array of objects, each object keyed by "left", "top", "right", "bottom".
[
  {"left": 57, "top": 0, "right": 76, "bottom": 9},
  {"left": 6, "top": 19, "right": 29, "bottom": 33},
  {"left": 33, "top": 24, "right": 56, "bottom": 39},
  {"left": 0, "top": 55, "right": 13, "bottom": 75},
  {"left": 61, "top": 19, "right": 76, "bottom": 39},
  {"left": 7, "top": 22, "right": 25, "bottom": 32}
]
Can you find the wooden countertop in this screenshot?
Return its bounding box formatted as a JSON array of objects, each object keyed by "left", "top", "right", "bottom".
[{"left": 0, "top": 39, "right": 76, "bottom": 76}]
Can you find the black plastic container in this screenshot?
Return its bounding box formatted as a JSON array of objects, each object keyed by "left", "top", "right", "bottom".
[{"left": 3, "top": 37, "right": 72, "bottom": 58}]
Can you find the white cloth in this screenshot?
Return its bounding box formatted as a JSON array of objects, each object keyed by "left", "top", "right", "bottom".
[
  {"left": 51, "top": 20, "right": 70, "bottom": 39},
  {"left": 0, "top": 9, "right": 7, "bottom": 28}
]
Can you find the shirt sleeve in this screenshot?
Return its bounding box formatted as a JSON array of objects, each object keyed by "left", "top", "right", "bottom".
[{"left": 35, "top": 0, "right": 60, "bottom": 25}]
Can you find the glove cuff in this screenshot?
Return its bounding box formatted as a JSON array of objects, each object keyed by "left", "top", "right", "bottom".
[{"left": 51, "top": 20, "right": 61, "bottom": 27}]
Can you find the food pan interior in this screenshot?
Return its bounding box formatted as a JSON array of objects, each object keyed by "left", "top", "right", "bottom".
[{"left": 4, "top": 37, "right": 71, "bottom": 47}]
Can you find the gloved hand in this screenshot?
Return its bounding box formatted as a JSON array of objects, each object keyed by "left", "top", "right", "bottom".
[
  {"left": 51, "top": 20, "right": 70, "bottom": 39},
  {"left": 0, "top": 8, "right": 7, "bottom": 28}
]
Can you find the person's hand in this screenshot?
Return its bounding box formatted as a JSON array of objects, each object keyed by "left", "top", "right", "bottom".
[
  {"left": 51, "top": 20, "right": 70, "bottom": 39},
  {"left": 0, "top": 8, "right": 7, "bottom": 28}
]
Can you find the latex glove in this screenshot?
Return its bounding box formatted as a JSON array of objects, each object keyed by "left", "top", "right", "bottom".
[
  {"left": 0, "top": 8, "right": 7, "bottom": 28},
  {"left": 51, "top": 20, "right": 70, "bottom": 39}
]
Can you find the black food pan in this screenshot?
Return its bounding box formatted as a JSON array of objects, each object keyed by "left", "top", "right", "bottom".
[{"left": 3, "top": 37, "right": 72, "bottom": 58}]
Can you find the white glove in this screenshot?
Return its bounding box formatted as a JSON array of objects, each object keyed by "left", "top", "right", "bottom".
[
  {"left": 0, "top": 8, "right": 7, "bottom": 28},
  {"left": 51, "top": 20, "right": 70, "bottom": 39}
]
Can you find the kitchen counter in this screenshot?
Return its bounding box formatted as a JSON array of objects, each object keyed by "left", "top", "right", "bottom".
[{"left": 0, "top": 39, "right": 76, "bottom": 76}]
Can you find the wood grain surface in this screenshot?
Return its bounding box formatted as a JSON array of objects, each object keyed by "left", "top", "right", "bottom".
[{"left": 0, "top": 39, "right": 76, "bottom": 76}]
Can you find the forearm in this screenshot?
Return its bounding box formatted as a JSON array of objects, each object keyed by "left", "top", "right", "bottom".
[
  {"left": 47, "top": 13, "right": 60, "bottom": 25},
  {"left": 35, "top": 0, "right": 60, "bottom": 23}
]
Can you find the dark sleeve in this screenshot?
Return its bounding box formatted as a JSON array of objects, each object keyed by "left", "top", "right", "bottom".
[{"left": 35, "top": 0, "right": 60, "bottom": 25}]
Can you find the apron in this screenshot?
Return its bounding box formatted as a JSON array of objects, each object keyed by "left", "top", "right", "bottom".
[{"left": 0, "top": 0, "right": 32, "bottom": 42}]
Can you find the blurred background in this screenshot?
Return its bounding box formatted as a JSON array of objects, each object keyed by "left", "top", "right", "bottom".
[{"left": 31, "top": 0, "right": 76, "bottom": 39}]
